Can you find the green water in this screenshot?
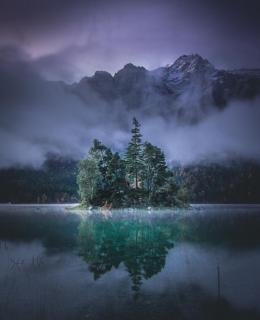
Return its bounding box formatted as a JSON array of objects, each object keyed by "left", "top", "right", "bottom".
[{"left": 0, "top": 204, "right": 260, "bottom": 320}]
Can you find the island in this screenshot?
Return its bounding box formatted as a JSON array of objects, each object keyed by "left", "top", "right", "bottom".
[{"left": 77, "top": 118, "right": 188, "bottom": 209}]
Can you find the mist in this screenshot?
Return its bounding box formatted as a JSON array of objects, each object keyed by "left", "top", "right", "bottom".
[
  {"left": 0, "top": 46, "right": 260, "bottom": 168},
  {"left": 142, "top": 98, "right": 260, "bottom": 165}
]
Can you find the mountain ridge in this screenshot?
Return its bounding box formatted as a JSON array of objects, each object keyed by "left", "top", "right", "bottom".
[{"left": 70, "top": 54, "right": 260, "bottom": 123}]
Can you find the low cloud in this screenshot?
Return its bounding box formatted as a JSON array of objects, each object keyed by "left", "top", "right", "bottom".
[
  {"left": 0, "top": 46, "right": 260, "bottom": 168},
  {"left": 142, "top": 98, "right": 260, "bottom": 165}
]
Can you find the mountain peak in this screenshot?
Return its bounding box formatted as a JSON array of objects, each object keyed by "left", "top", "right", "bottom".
[
  {"left": 114, "top": 63, "right": 147, "bottom": 85},
  {"left": 115, "top": 63, "right": 147, "bottom": 75},
  {"left": 170, "top": 54, "right": 215, "bottom": 73},
  {"left": 123, "top": 63, "right": 137, "bottom": 69},
  {"left": 122, "top": 63, "right": 145, "bottom": 70},
  {"left": 92, "top": 70, "right": 113, "bottom": 81}
]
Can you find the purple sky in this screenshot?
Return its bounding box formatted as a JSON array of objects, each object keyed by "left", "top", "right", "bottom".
[
  {"left": 1, "top": 0, "right": 260, "bottom": 82},
  {"left": 0, "top": 0, "right": 260, "bottom": 167}
]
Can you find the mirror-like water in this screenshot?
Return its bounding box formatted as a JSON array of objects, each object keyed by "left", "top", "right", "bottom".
[{"left": 0, "top": 204, "right": 260, "bottom": 320}]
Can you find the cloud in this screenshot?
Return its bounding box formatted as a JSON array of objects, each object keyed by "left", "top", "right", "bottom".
[
  {"left": 0, "top": 45, "right": 260, "bottom": 168},
  {"left": 0, "top": 46, "right": 121, "bottom": 167},
  {"left": 0, "top": 0, "right": 259, "bottom": 81},
  {"left": 142, "top": 98, "right": 260, "bottom": 165}
]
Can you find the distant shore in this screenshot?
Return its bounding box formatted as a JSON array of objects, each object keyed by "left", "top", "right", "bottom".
[{"left": 0, "top": 203, "right": 260, "bottom": 213}]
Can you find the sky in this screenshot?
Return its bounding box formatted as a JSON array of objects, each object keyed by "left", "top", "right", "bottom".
[
  {"left": 0, "top": 0, "right": 260, "bottom": 82},
  {"left": 0, "top": 0, "right": 260, "bottom": 167}
]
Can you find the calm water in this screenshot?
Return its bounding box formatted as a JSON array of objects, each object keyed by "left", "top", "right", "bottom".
[{"left": 0, "top": 204, "right": 260, "bottom": 320}]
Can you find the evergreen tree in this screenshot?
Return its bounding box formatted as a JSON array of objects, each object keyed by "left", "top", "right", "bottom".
[
  {"left": 106, "top": 152, "right": 129, "bottom": 207},
  {"left": 78, "top": 140, "right": 129, "bottom": 207},
  {"left": 89, "top": 139, "right": 111, "bottom": 176},
  {"left": 77, "top": 158, "right": 100, "bottom": 205},
  {"left": 124, "top": 118, "right": 143, "bottom": 189},
  {"left": 77, "top": 120, "right": 189, "bottom": 208},
  {"left": 142, "top": 142, "right": 168, "bottom": 203},
  {"left": 155, "top": 173, "right": 188, "bottom": 207},
  {"left": 88, "top": 140, "right": 114, "bottom": 205}
]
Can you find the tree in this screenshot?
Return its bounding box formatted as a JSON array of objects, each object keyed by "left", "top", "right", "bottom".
[
  {"left": 78, "top": 140, "right": 129, "bottom": 207},
  {"left": 154, "top": 173, "right": 188, "bottom": 207},
  {"left": 124, "top": 118, "right": 143, "bottom": 189},
  {"left": 106, "top": 152, "right": 129, "bottom": 207},
  {"left": 142, "top": 142, "right": 168, "bottom": 203},
  {"left": 88, "top": 140, "right": 113, "bottom": 205},
  {"left": 89, "top": 139, "right": 112, "bottom": 176},
  {"left": 77, "top": 120, "right": 189, "bottom": 208},
  {"left": 77, "top": 158, "right": 100, "bottom": 205}
]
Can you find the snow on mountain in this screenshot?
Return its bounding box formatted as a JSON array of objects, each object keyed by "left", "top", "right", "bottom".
[{"left": 71, "top": 54, "right": 260, "bottom": 123}]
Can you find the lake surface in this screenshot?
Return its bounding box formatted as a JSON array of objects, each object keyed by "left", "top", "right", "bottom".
[{"left": 0, "top": 204, "right": 260, "bottom": 320}]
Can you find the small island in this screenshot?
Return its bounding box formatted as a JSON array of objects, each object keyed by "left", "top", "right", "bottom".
[{"left": 77, "top": 118, "right": 188, "bottom": 209}]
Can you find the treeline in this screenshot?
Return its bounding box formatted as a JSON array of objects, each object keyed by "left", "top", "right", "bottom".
[
  {"left": 176, "top": 161, "right": 260, "bottom": 203},
  {"left": 77, "top": 118, "right": 188, "bottom": 208},
  {"left": 1, "top": 135, "right": 260, "bottom": 205},
  {"left": 0, "top": 155, "right": 78, "bottom": 203}
]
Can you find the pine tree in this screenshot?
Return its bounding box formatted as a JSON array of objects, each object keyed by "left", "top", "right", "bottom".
[
  {"left": 89, "top": 139, "right": 111, "bottom": 176},
  {"left": 142, "top": 142, "right": 168, "bottom": 203},
  {"left": 77, "top": 157, "right": 100, "bottom": 205},
  {"left": 89, "top": 140, "right": 114, "bottom": 204},
  {"left": 124, "top": 118, "right": 143, "bottom": 189},
  {"left": 106, "top": 152, "right": 128, "bottom": 207},
  {"left": 77, "top": 120, "right": 189, "bottom": 208}
]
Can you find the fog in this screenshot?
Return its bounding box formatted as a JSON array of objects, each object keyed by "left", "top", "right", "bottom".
[
  {"left": 142, "top": 99, "right": 260, "bottom": 165},
  {"left": 0, "top": 46, "right": 260, "bottom": 168}
]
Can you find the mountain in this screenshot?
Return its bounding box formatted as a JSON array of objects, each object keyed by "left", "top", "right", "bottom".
[{"left": 70, "top": 54, "right": 260, "bottom": 123}]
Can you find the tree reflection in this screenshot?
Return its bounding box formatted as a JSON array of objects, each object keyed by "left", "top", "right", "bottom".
[
  {"left": 78, "top": 209, "right": 260, "bottom": 298},
  {"left": 78, "top": 215, "right": 174, "bottom": 295}
]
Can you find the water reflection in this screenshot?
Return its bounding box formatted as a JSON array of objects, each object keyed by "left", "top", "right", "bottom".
[
  {"left": 0, "top": 205, "right": 260, "bottom": 319},
  {"left": 0, "top": 209, "right": 80, "bottom": 250},
  {"left": 77, "top": 207, "right": 260, "bottom": 299},
  {"left": 78, "top": 216, "right": 174, "bottom": 296}
]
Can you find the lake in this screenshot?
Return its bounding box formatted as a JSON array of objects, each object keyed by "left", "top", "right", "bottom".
[{"left": 0, "top": 204, "right": 260, "bottom": 320}]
